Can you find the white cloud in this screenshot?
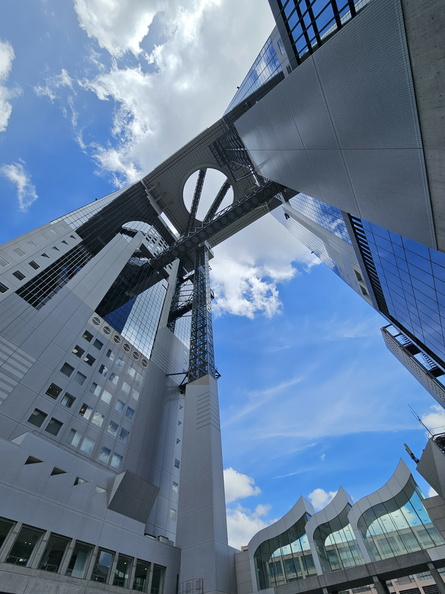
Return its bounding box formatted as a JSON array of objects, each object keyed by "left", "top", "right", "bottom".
[
  {"left": 308, "top": 488, "right": 337, "bottom": 511},
  {"left": 211, "top": 215, "right": 318, "bottom": 318},
  {"left": 420, "top": 405, "right": 445, "bottom": 434},
  {"left": 0, "top": 161, "right": 38, "bottom": 212},
  {"left": 71, "top": 0, "right": 275, "bottom": 183},
  {"left": 73, "top": 0, "right": 160, "bottom": 57},
  {"left": 0, "top": 40, "right": 19, "bottom": 133},
  {"left": 226, "top": 503, "right": 272, "bottom": 550},
  {"left": 224, "top": 467, "right": 261, "bottom": 504},
  {"left": 34, "top": 68, "right": 74, "bottom": 101}
]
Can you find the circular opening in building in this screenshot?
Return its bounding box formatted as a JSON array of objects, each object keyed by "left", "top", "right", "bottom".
[{"left": 183, "top": 168, "right": 233, "bottom": 222}]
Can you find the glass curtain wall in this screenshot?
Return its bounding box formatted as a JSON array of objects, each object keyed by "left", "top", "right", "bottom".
[{"left": 357, "top": 478, "right": 444, "bottom": 561}]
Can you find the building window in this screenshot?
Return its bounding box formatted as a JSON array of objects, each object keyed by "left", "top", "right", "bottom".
[
  {"left": 91, "top": 549, "right": 114, "bottom": 583},
  {"left": 79, "top": 403, "right": 92, "bottom": 419},
  {"left": 125, "top": 407, "right": 135, "bottom": 420},
  {"left": 38, "top": 533, "right": 69, "bottom": 572},
  {"left": 13, "top": 270, "right": 26, "bottom": 281},
  {"left": 99, "top": 364, "right": 109, "bottom": 377},
  {"left": 6, "top": 525, "right": 44, "bottom": 566},
  {"left": 93, "top": 339, "right": 103, "bottom": 350},
  {"left": 90, "top": 382, "right": 101, "bottom": 396},
  {"left": 79, "top": 436, "right": 95, "bottom": 454},
  {"left": 115, "top": 400, "right": 125, "bottom": 413},
  {"left": 13, "top": 247, "right": 25, "bottom": 257},
  {"left": 0, "top": 282, "right": 9, "bottom": 293},
  {"left": 99, "top": 447, "right": 111, "bottom": 463},
  {"left": 66, "top": 541, "right": 93, "bottom": 578},
  {"left": 169, "top": 508, "right": 176, "bottom": 521},
  {"left": 46, "top": 383, "right": 62, "bottom": 399},
  {"left": 113, "top": 554, "right": 133, "bottom": 588},
  {"left": 29, "top": 260, "right": 40, "bottom": 270},
  {"left": 118, "top": 428, "right": 129, "bottom": 444},
  {"left": 100, "top": 389, "right": 112, "bottom": 404},
  {"left": 84, "top": 354, "right": 96, "bottom": 366},
  {"left": 109, "top": 372, "right": 119, "bottom": 385},
  {"left": 75, "top": 372, "right": 87, "bottom": 385},
  {"left": 172, "top": 482, "right": 179, "bottom": 493},
  {"left": 121, "top": 381, "right": 131, "bottom": 394},
  {"left": 72, "top": 345, "right": 85, "bottom": 358},
  {"left": 45, "top": 418, "right": 63, "bottom": 436},
  {"left": 174, "top": 459, "right": 180, "bottom": 469},
  {"left": 91, "top": 411, "right": 105, "bottom": 428},
  {"left": 133, "top": 559, "right": 149, "bottom": 591},
  {"left": 132, "top": 388, "right": 140, "bottom": 400},
  {"left": 82, "top": 330, "right": 93, "bottom": 342},
  {"left": 0, "top": 256, "right": 9, "bottom": 266},
  {"left": 107, "top": 420, "right": 119, "bottom": 437},
  {"left": 0, "top": 518, "right": 15, "bottom": 549},
  {"left": 61, "top": 393, "right": 75, "bottom": 408},
  {"left": 67, "top": 429, "right": 82, "bottom": 447},
  {"left": 110, "top": 453, "right": 123, "bottom": 469},
  {"left": 28, "top": 409, "right": 48, "bottom": 427},
  {"left": 60, "top": 363, "right": 74, "bottom": 377},
  {"left": 106, "top": 349, "right": 115, "bottom": 361}
]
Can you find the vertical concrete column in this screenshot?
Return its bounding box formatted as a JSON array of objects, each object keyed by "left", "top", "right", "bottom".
[
  {"left": 59, "top": 538, "right": 76, "bottom": 576},
  {"left": 0, "top": 522, "right": 21, "bottom": 563},
  {"left": 128, "top": 557, "right": 137, "bottom": 590},
  {"left": 372, "top": 576, "right": 391, "bottom": 594},
  {"left": 428, "top": 563, "right": 445, "bottom": 594},
  {"left": 29, "top": 530, "right": 50, "bottom": 569},
  {"left": 176, "top": 375, "right": 236, "bottom": 594}
]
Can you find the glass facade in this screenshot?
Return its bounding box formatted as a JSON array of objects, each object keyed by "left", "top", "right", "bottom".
[
  {"left": 357, "top": 477, "right": 444, "bottom": 561},
  {"left": 276, "top": 0, "right": 372, "bottom": 64},
  {"left": 225, "top": 37, "right": 282, "bottom": 113},
  {"left": 357, "top": 219, "right": 445, "bottom": 367},
  {"left": 254, "top": 514, "right": 316, "bottom": 589},
  {"left": 289, "top": 194, "right": 351, "bottom": 244}
]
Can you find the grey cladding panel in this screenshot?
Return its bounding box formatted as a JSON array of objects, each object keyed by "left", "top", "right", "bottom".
[
  {"left": 314, "top": 0, "right": 422, "bottom": 150},
  {"left": 283, "top": 58, "right": 338, "bottom": 151}
]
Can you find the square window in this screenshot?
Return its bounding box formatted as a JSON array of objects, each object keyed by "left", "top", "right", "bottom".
[
  {"left": 75, "top": 372, "right": 87, "bottom": 386},
  {"left": 82, "top": 330, "right": 93, "bottom": 342},
  {"left": 28, "top": 409, "right": 48, "bottom": 427},
  {"left": 91, "top": 411, "right": 104, "bottom": 428},
  {"left": 135, "top": 372, "right": 143, "bottom": 384},
  {"left": 121, "top": 381, "right": 131, "bottom": 394},
  {"left": 79, "top": 436, "right": 95, "bottom": 454},
  {"left": 67, "top": 428, "right": 81, "bottom": 447},
  {"left": 60, "top": 363, "right": 74, "bottom": 377},
  {"left": 99, "top": 447, "right": 111, "bottom": 463},
  {"left": 61, "top": 393, "right": 75, "bottom": 408},
  {"left": 72, "top": 345, "right": 85, "bottom": 358},
  {"left": 84, "top": 354, "right": 96, "bottom": 366},
  {"left": 109, "top": 372, "right": 119, "bottom": 385},
  {"left": 131, "top": 388, "right": 139, "bottom": 401},
  {"left": 107, "top": 420, "right": 119, "bottom": 436},
  {"left": 169, "top": 508, "right": 176, "bottom": 521},
  {"left": 118, "top": 428, "right": 129, "bottom": 444},
  {"left": 174, "top": 459, "right": 180, "bottom": 469},
  {"left": 172, "top": 481, "right": 178, "bottom": 493},
  {"left": 13, "top": 247, "right": 25, "bottom": 256},
  {"left": 93, "top": 339, "right": 103, "bottom": 350},
  {"left": 125, "top": 407, "right": 135, "bottom": 420},
  {"left": 115, "top": 357, "right": 124, "bottom": 368},
  {"left": 46, "top": 383, "right": 62, "bottom": 399},
  {"left": 127, "top": 366, "right": 136, "bottom": 378},
  {"left": 110, "top": 453, "right": 123, "bottom": 469},
  {"left": 99, "top": 364, "right": 108, "bottom": 377},
  {"left": 101, "top": 390, "right": 112, "bottom": 405},
  {"left": 106, "top": 349, "right": 115, "bottom": 361},
  {"left": 45, "top": 418, "right": 63, "bottom": 436},
  {"left": 0, "top": 282, "right": 9, "bottom": 293},
  {"left": 90, "top": 382, "right": 101, "bottom": 396},
  {"left": 13, "top": 270, "right": 26, "bottom": 281},
  {"left": 115, "top": 400, "right": 125, "bottom": 413},
  {"left": 0, "top": 256, "right": 9, "bottom": 266},
  {"left": 79, "top": 403, "right": 93, "bottom": 420},
  {"left": 29, "top": 260, "right": 40, "bottom": 270}
]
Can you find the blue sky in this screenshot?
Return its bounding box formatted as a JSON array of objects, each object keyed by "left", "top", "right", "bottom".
[{"left": 0, "top": 0, "right": 443, "bottom": 550}]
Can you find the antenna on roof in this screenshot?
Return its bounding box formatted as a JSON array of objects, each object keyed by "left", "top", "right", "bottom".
[{"left": 408, "top": 404, "right": 433, "bottom": 437}]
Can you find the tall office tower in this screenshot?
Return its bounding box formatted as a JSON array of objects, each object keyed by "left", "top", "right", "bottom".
[
  {"left": 0, "top": 0, "right": 444, "bottom": 593},
  {"left": 234, "top": 0, "right": 445, "bottom": 406}
]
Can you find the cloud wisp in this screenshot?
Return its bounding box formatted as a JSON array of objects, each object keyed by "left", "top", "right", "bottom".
[
  {"left": 0, "top": 39, "right": 20, "bottom": 133},
  {"left": 0, "top": 161, "right": 38, "bottom": 212}
]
